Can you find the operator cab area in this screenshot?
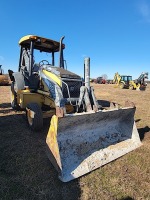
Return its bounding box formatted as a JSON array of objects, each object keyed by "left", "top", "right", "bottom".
[
  {"left": 121, "top": 75, "right": 132, "bottom": 83},
  {"left": 19, "top": 35, "right": 65, "bottom": 75},
  {"left": 9, "top": 35, "right": 66, "bottom": 91}
]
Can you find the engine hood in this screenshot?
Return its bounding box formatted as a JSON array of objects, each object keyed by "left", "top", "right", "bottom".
[{"left": 50, "top": 67, "right": 81, "bottom": 79}]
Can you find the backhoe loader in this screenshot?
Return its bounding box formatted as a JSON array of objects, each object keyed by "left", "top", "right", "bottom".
[
  {"left": 8, "top": 35, "right": 142, "bottom": 182},
  {"left": 113, "top": 72, "right": 148, "bottom": 90},
  {"left": 129, "top": 72, "right": 148, "bottom": 90},
  {"left": 113, "top": 72, "right": 132, "bottom": 89}
]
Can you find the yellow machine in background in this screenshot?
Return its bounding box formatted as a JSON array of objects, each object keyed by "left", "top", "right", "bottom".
[
  {"left": 8, "top": 35, "right": 142, "bottom": 182},
  {"left": 113, "top": 72, "right": 121, "bottom": 86},
  {"left": 130, "top": 72, "right": 148, "bottom": 90},
  {"left": 113, "top": 72, "right": 133, "bottom": 89},
  {"left": 0, "top": 65, "right": 9, "bottom": 85},
  {"left": 113, "top": 72, "right": 148, "bottom": 90}
]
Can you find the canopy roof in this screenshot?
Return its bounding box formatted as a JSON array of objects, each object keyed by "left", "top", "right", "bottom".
[
  {"left": 121, "top": 75, "right": 132, "bottom": 77},
  {"left": 19, "top": 35, "right": 65, "bottom": 53}
]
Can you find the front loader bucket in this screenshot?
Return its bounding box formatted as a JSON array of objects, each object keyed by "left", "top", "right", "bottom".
[{"left": 46, "top": 107, "right": 142, "bottom": 182}]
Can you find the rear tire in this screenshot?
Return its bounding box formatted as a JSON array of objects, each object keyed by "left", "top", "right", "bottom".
[
  {"left": 11, "top": 82, "right": 20, "bottom": 110},
  {"left": 26, "top": 103, "right": 43, "bottom": 131},
  {"left": 119, "top": 83, "right": 124, "bottom": 89}
]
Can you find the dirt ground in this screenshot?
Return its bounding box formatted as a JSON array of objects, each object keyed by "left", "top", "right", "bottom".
[{"left": 0, "top": 84, "right": 150, "bottom": 200}]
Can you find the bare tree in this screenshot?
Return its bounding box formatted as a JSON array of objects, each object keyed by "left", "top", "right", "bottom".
[{"left": 101, "top": 74, "right": 108, "bottom": 80}]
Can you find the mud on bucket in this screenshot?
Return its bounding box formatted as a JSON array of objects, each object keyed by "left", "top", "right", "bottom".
[{"left": 46, "top": 107, "right": 142, "bottom": 182}]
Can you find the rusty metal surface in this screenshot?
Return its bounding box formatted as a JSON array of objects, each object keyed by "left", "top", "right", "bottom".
[
  {"left": 56, "top": 106, "right": 64, "bottom": 118},
  {"left": 46, "top": 107, "right": 142, "bottom": 182},
  {"left": 0, "top": 75, "right": 9, "bottom": 85}
]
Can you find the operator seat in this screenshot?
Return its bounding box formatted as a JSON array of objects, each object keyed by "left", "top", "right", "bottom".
[{"left": 14, "top": 48, "right": 40, "bottom": 91}]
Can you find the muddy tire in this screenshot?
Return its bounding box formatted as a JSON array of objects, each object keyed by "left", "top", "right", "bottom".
[
  {"left": 26, "top": 103, "right": 43, "bottom": 131},
  {"left": 10, "top": 82, "right": 20, "bottom": 110}
]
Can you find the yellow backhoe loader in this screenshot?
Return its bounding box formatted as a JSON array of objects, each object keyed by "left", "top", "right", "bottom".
[
  {"left": 8, "top": 35, "right": 142, "bottom": 182},
  {"left": 113, "top": 72, "right": 132, "bottom": 89},
  {"left": 0, "top": 65, "right": 9, "bottom": 85},
  {"left": 113, "top": 72, "right": 148, "bottom": 90},
  {"left": 129, "top": 72, "right": 148, "bottom": 90}
]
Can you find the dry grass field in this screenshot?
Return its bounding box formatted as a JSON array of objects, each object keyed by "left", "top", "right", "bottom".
[{"left": 0, "top": 84, "right": 150, "bottom": 200}]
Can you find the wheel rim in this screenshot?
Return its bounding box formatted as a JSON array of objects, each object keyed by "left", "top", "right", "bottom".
[
  {"left": 120, "top": 84, "right": 124, "bottom": 89},
  {"left": 129, "top": 85, "right": 133, "bottom": 90},
  {"left": 11, "top": 92, "right": 14, "bottom": 102},
  {"left": 27, "top": 110, "right": 33, "bottom": 126},
  {"left": 137, "top": 84, "right": 140, "bottom": 89}
]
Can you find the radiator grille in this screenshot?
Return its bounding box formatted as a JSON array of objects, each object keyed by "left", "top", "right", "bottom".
[{"left": 62, "top": 80, "right": 82, "bottom": 98}]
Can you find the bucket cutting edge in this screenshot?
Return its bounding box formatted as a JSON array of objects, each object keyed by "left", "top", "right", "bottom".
[{"left": 46, "top": 107, "right": 142, "bottom": 182}]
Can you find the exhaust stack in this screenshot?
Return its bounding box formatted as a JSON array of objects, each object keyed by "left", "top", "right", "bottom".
[
  {"left": 84, "top": 57, "right": 90, "bottom": 91},
  {"left": 59, "top": 36, "right": 65, "bottom": 69}
]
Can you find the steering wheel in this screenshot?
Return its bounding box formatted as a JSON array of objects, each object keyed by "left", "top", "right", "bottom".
[{"left": 39, "top": 60, "right": 50, "bottom": 67}]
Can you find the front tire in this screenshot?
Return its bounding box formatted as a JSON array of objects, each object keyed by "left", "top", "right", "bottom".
[
  {"left": 26, "top": 103, "right": 43, "bottom": 131},
  {"left": 129, "top": 84, "right": 134, "bottom": 90}
]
